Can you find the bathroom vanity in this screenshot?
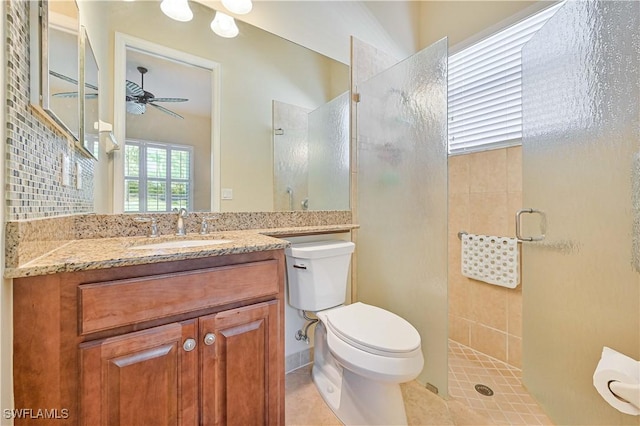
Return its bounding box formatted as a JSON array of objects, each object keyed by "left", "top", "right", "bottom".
[
  {"left": 5, "top": 211, "right": 357, "bottom": 425},
  {"left": 12, "top": 247, "right": 286, "bottom": 425}
]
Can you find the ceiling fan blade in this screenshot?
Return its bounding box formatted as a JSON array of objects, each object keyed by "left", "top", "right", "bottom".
[
  {"left": 126, "top": 101, "right": 146, "bottom": 115},
  {"left": 49, "top": 70, "right": 78, "bottom": 86},
  {"left": 52, "top": 91, "right": 79, "bottom": 98},
  {"left": 149, "top": 103, "right": 184, "bottom": 119},
  {"left": 126, "top": 80, "right": 144, "bottom": 97},
  {"left": 149, "top": 97, "right": 189, "bottom": 103}
]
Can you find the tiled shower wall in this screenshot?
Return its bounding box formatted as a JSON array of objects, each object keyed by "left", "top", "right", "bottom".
[
  {"left": 5, "top": 0, "right": 94, "bottom": 220},
  {"left": 448, "top": 146, "right": 523, "bottom": 368}
]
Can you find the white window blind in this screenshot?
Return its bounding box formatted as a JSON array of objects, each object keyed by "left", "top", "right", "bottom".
[
  {"left": 448, "top": 2, "right": 564, "bottom": 155},
  {"left": 124, "top": 140, "right": 194, "bottom": 213}
]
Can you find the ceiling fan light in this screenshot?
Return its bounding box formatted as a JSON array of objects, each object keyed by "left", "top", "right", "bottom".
[
  {"left": 221, "top": 0, "right": 252, "bottom": 15},
  {"left": 160, "top": 0, "right": 193, "bottom": 22},
  {"left": 126, "top": 101, "right": 146, "bottom": 115},
  {"left": 210, "top": 12, "right": 239, "bottom": 38}
]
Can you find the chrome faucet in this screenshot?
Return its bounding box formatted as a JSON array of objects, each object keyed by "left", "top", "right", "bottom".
[
  {"left": 173, "top": 207, "right": 188, "bottom": 236},
  {"left": 134, "top": 216, "right": 159, "bottom": 238},
  {"left": 199, "top": 215, "right": 218, "bottom": 235}
]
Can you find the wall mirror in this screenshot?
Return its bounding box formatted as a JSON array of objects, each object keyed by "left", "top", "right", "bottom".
[
  {"left": 30, "top": 0, "right": 96, "bottom": 159},
  {"left": 121, "top": 42, "right": 215, "bottom": 213},
  {"left": 30, "top": 2, "right": 79, "bottom": 141},
  {"left": 81, "top": 27, "right": 99, "bottom": 158},
  {"left": 80, "top": 0, "right": 350, "bottom": 213}
]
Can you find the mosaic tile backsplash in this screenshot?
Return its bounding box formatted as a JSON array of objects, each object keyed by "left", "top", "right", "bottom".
[{"left": 5, "top": 0, "right": 94, "bottom": 220}]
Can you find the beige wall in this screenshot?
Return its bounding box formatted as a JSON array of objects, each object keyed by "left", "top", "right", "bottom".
[
  {"left": 419, "top": 1, "right": 553, "bottom": 51},
  {"left": 196, "top": 0, "right": 420, "bottom": 64},
  {"left": 448, "top": 147, "right": 523, "bottom": 368}
]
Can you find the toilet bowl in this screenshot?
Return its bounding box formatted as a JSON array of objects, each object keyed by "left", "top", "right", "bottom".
[
  {"left": 313, "top": 302, "right": 424, "bottom": 425},
  {"left": 285, "top": 241, "right": 424, "bottom": 425}
]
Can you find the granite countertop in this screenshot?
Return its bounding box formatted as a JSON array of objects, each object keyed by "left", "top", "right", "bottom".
[{"left": 5, "top": 224, "right": 357, "bottom": 279}]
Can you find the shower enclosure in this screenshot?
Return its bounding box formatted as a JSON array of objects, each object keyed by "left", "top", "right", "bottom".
[
  {"left": 272, "top": 101, "right": 311, "bottom": 211},
  {"left": 356, "top": 38, "right": 449, "bottom": 392},
  {"left": 521, "top": 1, "right": 640, "bottom": 424},
  {"left": 272, "top": 93, "right": 349, "bottom": 211}
]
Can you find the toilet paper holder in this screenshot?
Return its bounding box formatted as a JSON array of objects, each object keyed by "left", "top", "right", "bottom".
[
  {"left": 594, "top": 346, "right": 640, "bottom": 415},
  {"left": 608, "top": 380, "right": 640, "bottom": 408}
]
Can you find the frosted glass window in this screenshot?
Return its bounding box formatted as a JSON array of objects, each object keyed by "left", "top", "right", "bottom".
[
  {"left": 124, "top": 139, "right": 193, "bottom": 212},
  {"left": 448, "top": 2, "right": 563, "bottom": 155}
]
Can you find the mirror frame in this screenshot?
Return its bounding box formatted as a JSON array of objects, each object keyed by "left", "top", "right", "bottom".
[
  {"left": 80, "top": 26, "right": 99, "bottom": 159},
  {"left": 29, "top": 0, "right": 96, "bottom": 159}
]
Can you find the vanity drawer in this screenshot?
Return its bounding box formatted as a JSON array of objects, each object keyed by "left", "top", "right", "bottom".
[{"left": 78, "top": 260, "right": 279, "bottom": 335}]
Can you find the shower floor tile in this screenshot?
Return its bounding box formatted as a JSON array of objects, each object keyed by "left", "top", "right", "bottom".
[{"left": 448, "top": 340, "right": 553, "bottom": 425}]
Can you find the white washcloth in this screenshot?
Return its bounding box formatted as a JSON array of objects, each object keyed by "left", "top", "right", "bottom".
[{"left": 461, "top": 233, "right": 520, "bottom": 288}]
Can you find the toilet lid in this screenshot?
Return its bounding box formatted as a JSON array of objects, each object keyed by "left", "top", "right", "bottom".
[{"left": 325, "top": 302, "right": 421, "bottom": 355}]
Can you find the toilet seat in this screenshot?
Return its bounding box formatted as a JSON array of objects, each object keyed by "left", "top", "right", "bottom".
[
  {"left": 316, "top": 303, "right": 424, "bottom": 383},
  {"left": 324, "top": 302, "right": 421, "bottom": 358}
]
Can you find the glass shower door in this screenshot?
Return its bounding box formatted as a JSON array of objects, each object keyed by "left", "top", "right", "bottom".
[
  {"left": 307, "top": 92, "right": 350, "bottom": 210},
  {"left": 521, "top": 1, "right": 639, "bottom": 424},
  {"left": 356, "top": 38, "right": 448, "bottom": 392}
]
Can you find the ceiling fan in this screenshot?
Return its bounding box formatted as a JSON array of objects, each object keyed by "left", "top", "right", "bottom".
[
  {"left": 50, "top": 70, "right": 98, "bottom": 99},
  {"left": 126, "top": 66, "right": 188, "bottom": 119}
]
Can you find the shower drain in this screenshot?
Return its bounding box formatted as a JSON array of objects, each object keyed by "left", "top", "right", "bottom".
[{"left": 474, "top": 384, "right": 494, "bottom": 397}]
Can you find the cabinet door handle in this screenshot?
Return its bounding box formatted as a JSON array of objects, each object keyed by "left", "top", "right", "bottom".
[
  {"left": 183, "top": 338, "right": 197, "bottom": 352},
  {"left": 204, "top": 333, "right": 216, "bottom": 346}
]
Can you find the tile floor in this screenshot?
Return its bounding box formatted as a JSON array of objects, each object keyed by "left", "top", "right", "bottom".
[
  {"left": 285, "top": 340, "right": 553, "bottom": 425},
  {"left": 448, "top": 340, "right": 552, "bottom": 425}
]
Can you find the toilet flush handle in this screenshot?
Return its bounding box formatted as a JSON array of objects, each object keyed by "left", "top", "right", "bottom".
[{"left": 293, "top": 264, "right": 307, "bottom": 270}]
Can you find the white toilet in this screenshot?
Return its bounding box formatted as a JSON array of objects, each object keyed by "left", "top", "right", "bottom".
[{"left": 285, "top": 240, "right": 424, "bottom": 425}]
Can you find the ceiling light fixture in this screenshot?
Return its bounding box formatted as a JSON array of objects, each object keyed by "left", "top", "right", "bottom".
[
  {"left": 221, "top": 0, "right": 253, "bottom": 15},
  {"left": 160, "top": 0, "right": 193, "bottom": 22},
  {"left": 210, "top": 12, "right": 239, "bottom": 38}
]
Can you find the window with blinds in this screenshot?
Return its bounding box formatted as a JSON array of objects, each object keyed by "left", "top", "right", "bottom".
[
  {"left": 124, "top": 140, "right": 194, "bottom": 212},
  {"left": 448, "top": 2, "right": 564, "bottom": 155}
]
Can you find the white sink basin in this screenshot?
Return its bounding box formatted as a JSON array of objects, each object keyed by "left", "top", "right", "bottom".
[{"left": 132, "top": 239, "right": 233, "bottom": 250}]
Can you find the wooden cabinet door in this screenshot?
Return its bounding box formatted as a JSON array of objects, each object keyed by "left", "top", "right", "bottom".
[
  {"left": 79, "top": 321, "right": 198, "bottom": 426},
  {"left": 200, "top": 300, "right": 282, "bottom": 426}
]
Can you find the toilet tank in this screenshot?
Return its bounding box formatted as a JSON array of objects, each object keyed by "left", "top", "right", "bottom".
[{"left": 284, "top": 240, "right": 355, "bottom": 311}]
